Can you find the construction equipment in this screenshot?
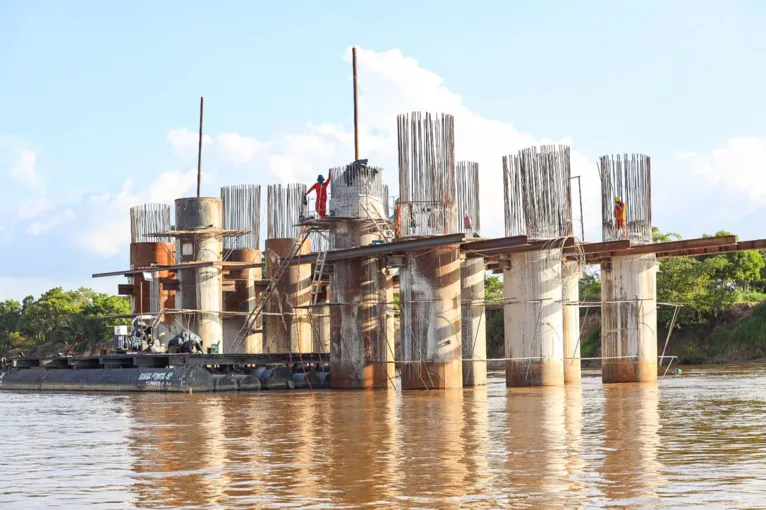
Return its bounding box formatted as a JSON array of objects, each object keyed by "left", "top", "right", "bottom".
[{"left": 233, "top": 225, "right": 313, "bottom": 349}]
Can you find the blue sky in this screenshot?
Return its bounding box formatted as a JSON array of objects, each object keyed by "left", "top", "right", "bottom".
[{"left": 2, "top": 0, "right": 766, "bottom": 299}]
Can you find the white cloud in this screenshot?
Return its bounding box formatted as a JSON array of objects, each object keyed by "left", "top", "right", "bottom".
[
  {"left": 76, "top": 170, "right": 197, "bottom": 257},
  {"left": 9, "top": 149, "right": 40, "bottom": 188},
  {"left": 26, "top": 209, "right": 76, "bottom": 236},
  {"left": 217, "top": 132, "right": 267, "bottom": 167},
  {"left": 656, "top": 137, "right": 766, "bottom": 238},
  {"left": 17, "top": 197, "right": 53, "bottom": 219},
  {"left": 674, "top": 137, "right": 766, "bottom": 206},
  {"left": 167, "top": 127, "right": 212, "bottom": 161}
]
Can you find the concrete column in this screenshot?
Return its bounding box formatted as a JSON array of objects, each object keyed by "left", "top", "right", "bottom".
[
  {"left": 378, "top": 267, "right": 396, "bottom": 386},
  {"left": 175, "top": 197, "right": 223, "bottom": 353},
  {"left": 461, "top": 257, "right": 487, "bottom": 387},
  {"left": 400, "top": 244, "right": 463, "bottom": 389},
  {"left": 562, "top": 260, "right": 582, "bottom": 384},
  {"left": 601, "top": 254, "right": 658, "bottom": 383},
  {"left": 330, "top": 222, "right": 389, "bottom": 388},
  {"left": 503, "top": 249, "right": 564, "bottom": 386},
  {"left": 264, "top": 238, "right": 312, "bottom": 353},
  {"left": 223, "top": 248, "right": 262, "bottom": 353},
  {"left": 311, "top": 304, "right": 331, "bottom": 353}
]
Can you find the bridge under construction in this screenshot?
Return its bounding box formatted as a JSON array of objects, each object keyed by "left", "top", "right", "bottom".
[{"left": 3, "top": 48, "right": 764, "bottom": 393}]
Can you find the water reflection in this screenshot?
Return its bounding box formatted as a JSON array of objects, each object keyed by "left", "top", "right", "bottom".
[
  {"left": 600, "top": 383, "right": 664, "bottom": 507},
  {"left": 564, "top": 385, "right": 587, "bottom": 501},
  {"left": 396, "top": 390, "right": 467, "bottom": 508},
  {"left": 6, "top": 367, "right": 766, "bottom": 508},
  {"left": 505, "top": 386, "right": 569, "bottom": 506}
]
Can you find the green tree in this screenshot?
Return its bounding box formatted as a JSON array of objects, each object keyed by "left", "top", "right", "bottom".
[
  {"left": 485, "top": 275, "right": 503, "bottom": 304},
  {"left": 0, "top": 300, "right": 22, "bottom": 351},
  {"left": 701, "top": 231, "right": 764, "bottom": 290},
  {"left": 13, "top": 287, "right": 130, "bottom": 352},
  {"left": 579, "top": 269, "right": 601, "bottom": 302}
]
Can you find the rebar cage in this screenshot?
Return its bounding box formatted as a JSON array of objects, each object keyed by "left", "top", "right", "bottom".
[
  {"left": 397, "top": 111, "right": 457, "bottom": 236},
  {"left": 456, "top": 161, "right": 480, "bottom": 236},
  {"left": 221, "top": 184, "right": 261, "bottom": 249},
  {"left": 130, "top": 203, "right": 172, "bottom": 243},
  {"left": 503, "top": 145, "right": 572, "bottom": 240},
  {"left": 598, "top": 153, "right": 652, "bottom": 245}
]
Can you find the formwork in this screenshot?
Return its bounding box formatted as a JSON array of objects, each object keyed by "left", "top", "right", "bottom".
[
  {"left": 502, "top": 145, "right": 572, "bottom": 386},
  {"left": 598, "top": 154, "right": 658, "bottom": 383},
  {"left": 264, "top": 237, "right": 312, "bottom": 353},
  {"left": 129, "top": 204, "right": 176, "bottom": 319}
]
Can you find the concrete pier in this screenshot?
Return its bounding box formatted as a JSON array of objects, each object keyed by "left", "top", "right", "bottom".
[
  {"left": 503, "top": 249, "right": 564, "bottom": 387},
  {"left": 601, "top": 254, "right": 658, "bottom": 383},
  {"left": 461, "top": 257, "right": 487, "bottom": 387},
  {"left": 562, "top": 260, "right": 582, "bottom": 384},
  {"left": 310, "top": 304, "right": 331, "bottom": 353},
  {"left": 400, "top": 244, "right": 463, "bottom": 390},
  {"left": 379, "top": 268, "right": 396, "bottom": 386},
  {"left": 329, "top": 223, "right": 390, "bottom": 389},
  {"left": 223, "top": 248, "right": 262, "bottom": 353},
  {"left": 264, "top": 238, "right": 312, "bottom": 353},
  {"left": 175, "top": 197, "right": 223, "bottom": 353}
]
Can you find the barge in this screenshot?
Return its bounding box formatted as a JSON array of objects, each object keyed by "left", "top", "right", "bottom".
[{"left": 0, "top": 353, "right": 330, "bottom": 393}]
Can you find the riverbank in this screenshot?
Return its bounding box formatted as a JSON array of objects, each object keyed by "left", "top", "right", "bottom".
[{"left": 574, "top": 302, "right": 766, "bottom": 365}]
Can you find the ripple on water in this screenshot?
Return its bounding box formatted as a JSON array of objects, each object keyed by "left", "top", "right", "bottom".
[{"left": 0, "top": 366, "right": 765, "bottom": 508}]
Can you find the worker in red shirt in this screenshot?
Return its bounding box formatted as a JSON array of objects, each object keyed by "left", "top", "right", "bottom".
[{"left": 306, "top": 171, "right": 331, "bottom": 218}]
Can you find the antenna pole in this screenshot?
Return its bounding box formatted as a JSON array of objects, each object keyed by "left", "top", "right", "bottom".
[
  {"left": 352, "top": 47, "right": 359, "bottom": 160},
  {"left": 197, "top": 96, "right": 204, "bottom": 197}
]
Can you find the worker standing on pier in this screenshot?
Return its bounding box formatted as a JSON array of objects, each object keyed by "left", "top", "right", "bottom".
[
  {"left": 306, "top": 171, "right": 331, "bottom": 218},
  {"left": 614, "top": 196, "right": 627, "bottom": 239}
]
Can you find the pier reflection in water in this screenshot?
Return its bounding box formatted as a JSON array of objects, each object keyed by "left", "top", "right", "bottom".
[{"left": 1, "top": 365, "right": 766, "bottom": 508}]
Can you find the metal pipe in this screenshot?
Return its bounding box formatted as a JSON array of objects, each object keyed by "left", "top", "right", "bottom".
[
  {"left": 352, "top": 46, "right": 359, "bottom": 160},
  {"left": 197, "top": 96, "right": 204, "bottom": 198}
]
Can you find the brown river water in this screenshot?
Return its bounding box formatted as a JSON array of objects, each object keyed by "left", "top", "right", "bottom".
[{"left": 0, "top": 365, "right": 765, "bottom": 509}]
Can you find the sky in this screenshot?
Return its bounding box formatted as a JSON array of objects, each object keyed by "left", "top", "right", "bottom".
[{"left": 1, "top": 0, "right": 766, "bottom": 300}]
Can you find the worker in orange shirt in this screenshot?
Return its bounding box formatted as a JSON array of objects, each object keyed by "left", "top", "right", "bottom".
[
  {"left": 306, "top": 171, "right": 331, "bottom": 218},
  {"left": 614, "top": 196, "right": 627, "bottom": 239}
]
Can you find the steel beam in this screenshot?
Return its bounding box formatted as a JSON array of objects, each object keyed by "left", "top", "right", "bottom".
[{"left": 289, "top": 233, "right": 465, "bottom": 266}]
